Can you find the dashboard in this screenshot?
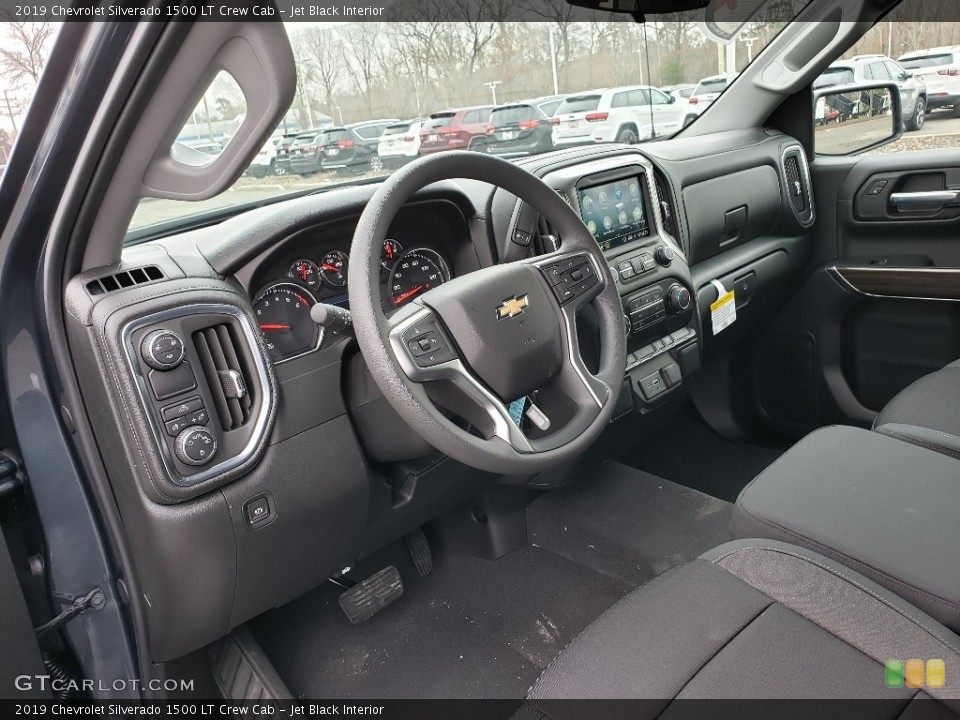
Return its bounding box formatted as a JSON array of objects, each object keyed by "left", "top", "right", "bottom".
[{"left": 66, "top": 128, "right": 815, "bottom": 664}]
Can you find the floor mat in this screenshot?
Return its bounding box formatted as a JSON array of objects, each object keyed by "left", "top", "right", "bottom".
[
  {"left": 249, "top": 541, "right": 629, "bottom": 699},
  {"left": 619, "top": 411, "right": 783, "bottom": 502},
  {"left": 250, "top": 463, "right": 733, "bottom": 699},
  {"left": 527, "top": 462, "right": 734, "bottom": 587}
]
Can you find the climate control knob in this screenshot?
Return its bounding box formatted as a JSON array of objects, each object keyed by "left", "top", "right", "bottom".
[
  {"left": 667, "top": 284, "right": 692, "bottom": 314},
  {"left": 141, "top": 329, "right": 185, "bottom": 371},
  {"left": 175, "top": 427, "right": 217, "bottom": 467},
  {"left": 655, "top": 245, "right": 675, "bottom": 266}
]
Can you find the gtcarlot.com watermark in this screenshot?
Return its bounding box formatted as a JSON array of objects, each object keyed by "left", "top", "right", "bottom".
[{"left": 14, "top": 675, "right": 195, "bottom": 694}]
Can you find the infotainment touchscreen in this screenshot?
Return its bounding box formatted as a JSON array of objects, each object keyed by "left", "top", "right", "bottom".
[{"left": 577, "top": 175, "right": 649, "bottom": 251}]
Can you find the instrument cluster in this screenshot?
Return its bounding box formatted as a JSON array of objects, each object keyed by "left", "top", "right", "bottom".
[{"left": 252, "top": 238, "right": 452, "bottom": 364}]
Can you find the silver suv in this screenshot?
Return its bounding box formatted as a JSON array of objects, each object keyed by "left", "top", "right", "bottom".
[
  {"left": 898, "top": 46, "right": 960, "bottom": 117},
  {"left": 815, "top": 54, "right": 927, "bottom": 131}
]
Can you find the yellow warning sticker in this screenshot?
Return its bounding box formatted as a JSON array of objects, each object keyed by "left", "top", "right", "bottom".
[{"left": 710, "top": 287, "right": 736, "bottom": 335}]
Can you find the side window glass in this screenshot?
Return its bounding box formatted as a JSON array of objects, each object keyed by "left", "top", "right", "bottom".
[
  {"left": 650, "top": 90, "right": 670, "bottom": 106},
  {"left": 463, "top": 111, "right": 479, "bottom": 125}
]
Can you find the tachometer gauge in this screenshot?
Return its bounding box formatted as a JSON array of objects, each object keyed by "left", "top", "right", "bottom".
[
  {"left": 389, "top": 248, "right": 450, "bottom": 307},
  {"left": 382, "top": 238, "right": 403, "bottom": 270},
  {"left": 320, "top": 250, "right": 349, "bottom": 288},
  {"left": 253, "top": 283, "right": 322, "bottom": 363},
  {"left": 288, "top": 259, "right": 321, "bottom": 288}
]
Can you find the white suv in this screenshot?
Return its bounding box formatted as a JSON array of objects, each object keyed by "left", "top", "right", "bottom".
[
  {"left": 898, "top": 46, "right": 960, "bottom": 117},
  {"left": 815, "top": 54, "right": 927, "bottom": 131},
  {"left": 551, "top": 86, "right": 687, "bottom": 148},
  {"left": 688, "top": 75, "right": 730, "bottom": 112}
]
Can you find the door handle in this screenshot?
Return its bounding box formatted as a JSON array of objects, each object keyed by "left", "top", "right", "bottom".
[{"left": 889, "top": 190, "right": 960, "bottom": 211}]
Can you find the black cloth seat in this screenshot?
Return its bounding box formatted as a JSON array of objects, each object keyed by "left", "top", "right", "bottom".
[
  {"left": 874, "top": 359, "right": 960, "bottom": 460},
  {"left": 523, "top": 540, "right": 960, "bottom": 713},
  {"left": 731, "top": 426, "right": 960, "bottom": 632}
]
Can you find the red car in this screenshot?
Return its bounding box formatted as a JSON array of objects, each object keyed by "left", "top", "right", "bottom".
[{"left": 419, "top": 105, "right": 494, "bottom": 155}]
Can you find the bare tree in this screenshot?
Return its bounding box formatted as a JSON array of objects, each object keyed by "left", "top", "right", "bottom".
[
  {"left": 0, "top": 22, "right": 56, "bottom": 89},
  {"left": 295, "top": 26, "right": 343, "bottom": 113}
]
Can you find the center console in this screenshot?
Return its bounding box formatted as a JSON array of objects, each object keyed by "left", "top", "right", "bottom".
[{"left": 524, "top": 156, "right": 700, "bottom": 410}]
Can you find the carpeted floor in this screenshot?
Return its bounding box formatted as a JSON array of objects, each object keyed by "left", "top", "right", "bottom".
[
  {"left": 250, "top": 463, "right": 734, "bottom": 699},
  {"left": 619, "top": 411, "right": 784, "bottom": 502}
]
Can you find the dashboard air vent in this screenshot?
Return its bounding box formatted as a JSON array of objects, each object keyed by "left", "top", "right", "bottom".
[
  {"left": 781, "top": 146, "right": 814, "bottom": 225},
  {"left": 193, "top": 324, "right": 254, "bottom": 431},
  {"left": 784, "top": 155, "right": 806, "bottom": 213},
  {"left": 86, "top": 266, "right": 165, "bottom": 296}
]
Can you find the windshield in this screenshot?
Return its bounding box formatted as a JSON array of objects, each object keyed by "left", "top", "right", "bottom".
[{"left": 108, "top": 7, "right": 808, "bottom": 238}]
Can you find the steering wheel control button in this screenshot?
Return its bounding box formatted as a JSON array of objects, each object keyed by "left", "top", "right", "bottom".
[
  {"left": 542, "top": 256, "right": 584, "bottom": 286},
  {"left": 244, "top": 495, "right": 272, "bottom": 527},
  {"left": 174, "top": 426, "right": 217, "bottom": 466},
  {"left": 542, "top": 256, "right": 597, "bottom": 305},
  {"left": 141, "top": 329, "right": 185, "bottom": 371},
  {"left": 148, "top": 361, "right": 198, "bottom": 401},
  {"left": 401, "top": 321, "right": 457, "bottom": 368}
]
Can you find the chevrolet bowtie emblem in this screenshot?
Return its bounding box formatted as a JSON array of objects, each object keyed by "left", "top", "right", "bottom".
[{"left": 497, "top": 295, "right": 529, "bottom": 320}]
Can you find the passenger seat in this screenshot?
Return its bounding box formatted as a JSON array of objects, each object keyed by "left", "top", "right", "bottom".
[{"left": 873, "top": 359, "right": 960, "bottom": 460}]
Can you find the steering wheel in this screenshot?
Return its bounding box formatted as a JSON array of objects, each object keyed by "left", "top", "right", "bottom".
[{"left": 349, "top": 152, "right": 626, "bottom": 474}]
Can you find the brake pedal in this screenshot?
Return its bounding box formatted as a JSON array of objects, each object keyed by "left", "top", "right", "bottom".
[
  {"left": 338, "top": 566, "right": 403, "bottom": 624},
  {"left": 405, "top": 527, "right": 433, "bottom": 577}
]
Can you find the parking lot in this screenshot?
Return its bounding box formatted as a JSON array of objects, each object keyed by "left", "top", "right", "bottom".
[{"left": 132, "top": 106, "right": 960, "bottom": 231}]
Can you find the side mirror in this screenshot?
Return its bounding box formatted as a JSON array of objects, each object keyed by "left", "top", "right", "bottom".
[
  {"left": 813, "top": 82, "right": 903, "bottom": 156},
  {"left": 668, "top": 95, "right": 676, "bottom": 104}
]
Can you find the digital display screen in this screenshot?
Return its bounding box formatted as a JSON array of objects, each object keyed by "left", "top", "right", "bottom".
[{"left": 577, "top": 175, "right": 649, "bottom": 251}]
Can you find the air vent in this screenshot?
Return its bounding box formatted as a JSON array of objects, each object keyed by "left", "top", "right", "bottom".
[
  {"left": 86, "top": 266, "right": 164, "bottom": 296},
  {"left": 653, "top": 170, "right": 680, "bottom": 248},
  {"left": 193, "top": 324, "right": 254, "bottom": 431},
  {"left": 781, "top": 147, "right": 814, "bottom": 225},
  {"left": 784, "top": 155, "right": 806, "bottom": 213}
]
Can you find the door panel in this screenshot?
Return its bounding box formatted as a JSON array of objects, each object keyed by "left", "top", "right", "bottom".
[{"left": 752, "top": 150, "right": 960, "bottom": 435}]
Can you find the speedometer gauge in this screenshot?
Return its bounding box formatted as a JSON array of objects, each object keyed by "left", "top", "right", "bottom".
[
  {"left": 253, "top": 283, "right": 322, "bottom": 363},
  {"left": 389, "top": 248, "right": 450, "bottom": 307}
]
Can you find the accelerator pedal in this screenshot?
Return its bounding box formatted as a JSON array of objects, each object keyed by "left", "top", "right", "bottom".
[
  {"left": 405, "top": 527, "right": 434, "bottom": 577},
  {"left": 338, "top": 566, "right": 403, "bottom": 624}
]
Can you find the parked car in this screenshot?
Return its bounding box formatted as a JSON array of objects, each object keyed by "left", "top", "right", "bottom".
[
  {"left": 289, "top": 120, "right": 398, "bottom": 175},
  {"left": 815, "top": 54, "right": 927, "bottom": 131},
  {"left": 319, "top": 121, "right": 398, "bottom": 173},
  {"left": 688, "top": 75, "right": 730, "bottom": 112},
  {"left": 419, "top": 106, "right": 494, "bottom": 155},
  {"left": 271, "top": 132, "right": 301, "bottom": 175},
  {"left": 284, "top": 129, "right": 327, "bottom": 175},
  {"left": 898, "top": 46, "right": 960, "bottom": 116},
  {"left": 660, "top": 83, "right": 696, "bottom": 104},
  {"left": 551, "top": 85, "right": 687, "bottom": 148},
  {"left": 244, "top": 136, "right": 281, "bottom": 177},
  {"left": 181, "top": 139, "right": 224, "bottom": 155},
  {"left": 485, "top": 96, "right": 565, "bottom": 157},
  {"left": 377, "top": 118, "right": 427, "bottom": 167}
]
